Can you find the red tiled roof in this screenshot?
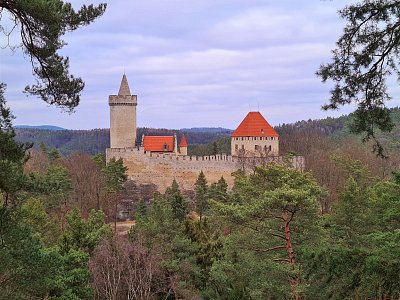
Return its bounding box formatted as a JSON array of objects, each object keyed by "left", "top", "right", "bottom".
[
  {"left": 180, "top": 134, "right": 188, "bottom": 147},
  {"left": 143, "top": 136, "right": 174, "bottom": 152},
  {"left": 231, "top": 112, "right": 279, "bottom": 137}
]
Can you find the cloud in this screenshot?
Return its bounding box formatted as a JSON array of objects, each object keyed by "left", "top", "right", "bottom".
[{"left": 3, "top": 0, "right": 393, "bottom": 130}]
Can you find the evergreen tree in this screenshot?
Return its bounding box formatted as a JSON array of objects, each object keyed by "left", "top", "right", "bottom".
[
  {"left": 129, "top": 196, "right": 199, "bottom": 298},
  {"left": 18, "top": 198, "right": 61, "bottom": 246},
  {"left": 1, "top": 1, "right": 106, "bottom": 109},
  {"left": 318, "top": 0, "right": 400, "bottom": 155},
  {"left": 103, "top": 158, "right": 128, "bottom": 194},
  {"left": 304, "top": 168, "right": 400, "bottom": 299},
  {"left": 165, "top": 179, "right": 188, "bottom": 221},
  {"left": 209, "top": 176, "right": 229, "bottom": 203},
  {"left": 42, "top": 164, "right": 72, "bottom": 208},
  {"left": 47, "top": 148, "right": 61, "bottom": 161},
  {"left": 211, "top": 164, "right": 322, "bottom": 299},
  {"left": 0, "top": 86, "right": 32, "bottom": 207},
  {"left": 61, "top": 208, "right": 111, "bottom": 255},
  {"left": 212, "top": 141, "right": 218, "bottom": 155},
  {"left": 195, "top": 171, "right": 208, "bottom": 221},
  {"left": 0, "top": 204, "right": 93, "bottom": 299},
  {"left": 135, "top": 197, "right": 147, "bottom": 218}
]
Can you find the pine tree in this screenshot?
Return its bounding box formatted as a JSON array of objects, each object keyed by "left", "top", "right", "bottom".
[
  {"left": 209, "top": 176, "right": 228, "bottom": 203},
  {"left": 165, "top": 179, "right": 188, "bottom": 221},
  {"left": 195, "top": 171, "right": 208, "bottom": 221},
  {"left": 1, "top": 1, "right": 106, "bottom": 109},
  {"left": 211, "top": 164, "right": 323, "bottom": 299},
  {"left": 135, "top": 198, "right": 147, "bottom": 218},
  {"left": 318, "top": 0, "right": 400, "bottom": 156}
]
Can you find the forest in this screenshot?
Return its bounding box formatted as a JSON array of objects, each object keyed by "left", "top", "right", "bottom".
[
  {"left": 2, "top": 106, "right": 400, "bottom": 299},
  {"left": 2, "top": 0, "right": 400, "bottom": 299}
]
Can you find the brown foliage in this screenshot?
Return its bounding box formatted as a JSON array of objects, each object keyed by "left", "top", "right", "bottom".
[
  {"left": 64, "top": 152, "right": 107, "bottom": 217},
  {"left": 89, "top": 236, "right": 162, "bottom": 300}
]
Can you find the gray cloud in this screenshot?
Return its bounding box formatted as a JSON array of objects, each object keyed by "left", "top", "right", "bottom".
[{"left": 2, "top": 0, "right": 397, "bottom": 130}]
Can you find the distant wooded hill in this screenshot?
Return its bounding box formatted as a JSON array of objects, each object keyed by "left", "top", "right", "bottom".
[
  {"left": 14, "top": 107, "right": 400, "bottom": 156},
  {"left": 14, "top": 127, "right": 233, "bottom": 156}
]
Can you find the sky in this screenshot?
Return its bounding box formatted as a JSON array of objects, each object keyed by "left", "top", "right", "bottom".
[{"left": 1, "top": 0, "right": 400, "bottom": 130}]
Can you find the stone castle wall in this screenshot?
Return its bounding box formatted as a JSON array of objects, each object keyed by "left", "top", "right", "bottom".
[
  {"left": 106, "top": 147, "right": 305, "bottom": 192},
  {"left": 231, "top": 136, "right": 279, "bottom": 156}
]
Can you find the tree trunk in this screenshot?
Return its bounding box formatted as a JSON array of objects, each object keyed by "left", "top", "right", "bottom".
[{"left": 283, "top": 210, "right": 301, "bottom": 300}]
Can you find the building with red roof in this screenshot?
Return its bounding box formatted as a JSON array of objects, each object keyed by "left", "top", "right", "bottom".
[
  {"left": 231, "top": 111, "right": 279, "bottom": 156},
  {"left": 143, "top": 136, "right": 175, "bottom": 152},
  {"left": 141, "top": 133, "right": 188, "bottom": 155},
  {"left": 179, "top": 134, "right": 188, "bottom": 155}
]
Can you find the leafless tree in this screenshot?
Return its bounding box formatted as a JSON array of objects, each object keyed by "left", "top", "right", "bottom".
[
  {"left": 89, "top": 236, "right": 162, "bottom": 300},
  {"left": 65, "top": 152, "right": 106, "bottom": 217}
]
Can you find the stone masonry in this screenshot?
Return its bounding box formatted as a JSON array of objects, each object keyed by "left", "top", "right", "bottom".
[
  {"left": 106, "top": 147, "right": 305, "bottom": 192},
  {"left": 109, "top": 74, "right": 137, "bottom": 148},
  {"left": 106, "top": 75, "right": 305, "bottom": 192}
]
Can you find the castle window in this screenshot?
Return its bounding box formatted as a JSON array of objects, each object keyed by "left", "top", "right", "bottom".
[
  {"left": 261, "top": 129, "right": 264, "bottom": 135},
  {"left": 269, "top": 145, "right": 272, "bottom": 151},
  {"left": 235, "top": 144, "right": 238, "bottom": 150},
  {"left": 163, "top": 143, "right": 168, "bottom": 151},
  {"left": 255, "top": 145, "right": 259, "bottom": 150},
  {"left": 241, "top": 145, "right": 244, "bottom": 150}
]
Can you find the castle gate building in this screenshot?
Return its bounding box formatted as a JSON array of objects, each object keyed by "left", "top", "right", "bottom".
[{"left": 231, "top": 112, "right": 279, "bottom": 156}]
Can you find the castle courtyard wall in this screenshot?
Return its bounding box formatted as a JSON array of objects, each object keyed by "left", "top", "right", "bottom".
[{"left": 106, "top": 148, "right": 305, "bottom": 192}]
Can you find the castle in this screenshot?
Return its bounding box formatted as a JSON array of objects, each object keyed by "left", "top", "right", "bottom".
[{"left": 106, "top": 75, "right": 304, "bottom": 191}]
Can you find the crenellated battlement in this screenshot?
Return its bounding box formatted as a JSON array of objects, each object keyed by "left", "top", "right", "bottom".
[
  {"left": 106, "top": 147, "right": 304, "bottom": 167},
  {"left": 106, "top": 75, "right": 305, "bottom": 191},
  {"left": 106, "top": 147, "right": 305, "bottom": 191}
]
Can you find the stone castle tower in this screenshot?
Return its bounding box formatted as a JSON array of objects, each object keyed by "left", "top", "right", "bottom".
[{"left": 109, "top": 74, "right": 137, "bottom": 148}]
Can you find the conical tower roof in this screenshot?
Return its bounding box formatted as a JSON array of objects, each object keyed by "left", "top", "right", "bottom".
[
  {"left": 231, "top": 112, "right": 279, "bottom": 137},
  {"left": 118, "top": 74, "right": 131, "bottom": 96},
  {"left": 180, "top": 134, "right": 188, "bottom": 147}
]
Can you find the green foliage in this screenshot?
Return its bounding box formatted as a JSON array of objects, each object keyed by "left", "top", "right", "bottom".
[
  {"left": 209, "top": 176, "right": 229, "bottom": 203},
  {"left": 184, "top": 218, "right": 223, "bottom": 291},
  {"left": 48, "top": 148, "right": 61, "bottom": 161},
  {"left": 304, "top": 170, "right": 400, "bottom": 298},
  {"left": 210, "top": 164, "right": 323, "bottom": 299},
  {"left": 0, "top": 83, "right": 14, "bottom": 131},
  {"left": 130, "top": 196, "right": 199, "bottom": 298},
  {"left": 42, "top": 165, "right": 72, "bottom": 207},
  {"left": 0, "top": 204, "right": 54, "bottom": 299},
  {"left": 61, "top": 208, "right": 111, "bottom": 254},
  {"left": 330, "top": 177, "right": 370, "bottom": 242},
  {"left": 18, "top": 198, "right": 61, "bottom": 246},
  {"left": 189, "top": 136, "right": 231, "bottom": 156},
  {"left": 195, "top": 171, "right": 208, "bottom": 220},
  {"left": 49, "top": 248, "right": 92, "bottom": 300},
  {"left": 135, "top": 197, "right": 148, "bottom": 218},
  {"left": 103, "top": 158, "right": 127, "bottom": 194},
  {"left": 92, "top": 153, "right": 106, "bottom": 167},
  {"left": 165, "top": 179, "right": 188, "bottom": 221},
  {"left": 0, "top": 204, "right": 92, "bottom": 299},
  {"left": 0, "top": 87, "right": 32, "bottom": 206},
  {"left": 1, "top": 1, "right": 106, "bottom": 109},
  {"left": 317, "top": 1, "right": 400, "bottom": 156}
]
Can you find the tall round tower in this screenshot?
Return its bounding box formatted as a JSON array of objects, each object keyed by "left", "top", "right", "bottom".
[{"left": 109, "top": 74, "right": 137, "bottom": 148}]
